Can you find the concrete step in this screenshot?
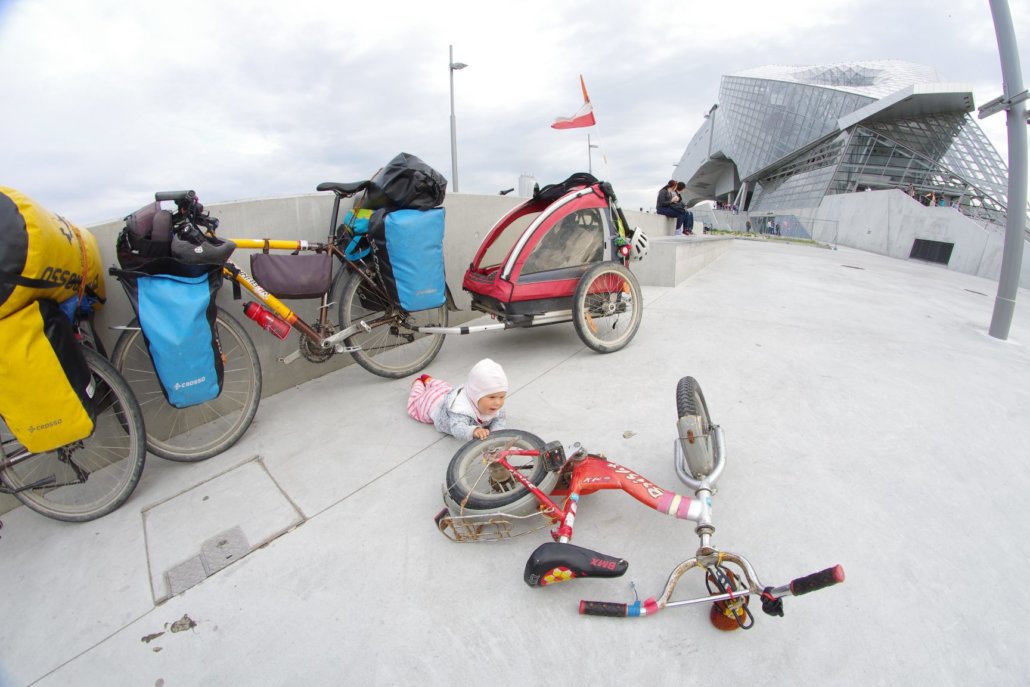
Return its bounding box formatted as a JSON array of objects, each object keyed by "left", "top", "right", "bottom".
[{"left": 631, "top": 234, "right": 733, "bottom": 286}]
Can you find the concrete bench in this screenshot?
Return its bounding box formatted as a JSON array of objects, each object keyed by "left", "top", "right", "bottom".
[{"left": 631, "top": 235, "right": 733, "bottom": 287}]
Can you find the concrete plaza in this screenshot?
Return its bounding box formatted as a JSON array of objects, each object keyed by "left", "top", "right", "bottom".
[{"left": 2, "top": 238, "right": 1029, "bottom": 686}]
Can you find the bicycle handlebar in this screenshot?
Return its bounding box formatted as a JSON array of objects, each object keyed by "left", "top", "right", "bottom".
[
  {"left": 579, "top": 563, "right": 845, "bottom": 619},
  {"left": 155, "top": 190, "right": 196, "bottom": 203},
  {"left": 785, "top": 564, "right": 845, "bottom": 596}
]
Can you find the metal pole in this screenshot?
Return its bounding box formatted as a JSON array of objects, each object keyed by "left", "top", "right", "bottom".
[
  {"left": 986, "top": 0, "right": 1028, "bottom": 339},
  {"left": 588, "top": 134, "right": 592, "bottom": 174},
  {"left": 449, "top": 45, "right": 459, "bottom": 193}
]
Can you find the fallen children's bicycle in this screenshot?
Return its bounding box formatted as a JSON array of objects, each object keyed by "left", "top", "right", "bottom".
[{"left": 435, "top": 376, "right": 844, "bottom": 627}]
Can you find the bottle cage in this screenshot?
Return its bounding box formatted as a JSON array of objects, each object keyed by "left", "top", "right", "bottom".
[{"left": 523, "top": 542, "right": 628, "bottom": 587}]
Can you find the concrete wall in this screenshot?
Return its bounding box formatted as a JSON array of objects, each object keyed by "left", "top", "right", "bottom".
[{"left": 808, "top": 189, "right": 1030, "bottom": 287}]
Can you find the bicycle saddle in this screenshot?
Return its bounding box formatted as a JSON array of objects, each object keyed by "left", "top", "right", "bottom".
[
  {"left": 316, "top": 180, "right": 370, "bottom": 195},
  {"left": 523, "top": 542, "right": 628, "bottom": 587}
]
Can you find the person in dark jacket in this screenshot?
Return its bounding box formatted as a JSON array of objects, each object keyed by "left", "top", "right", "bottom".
[{"left": 656, "top": 180, "right": 688, "bottom": 236}]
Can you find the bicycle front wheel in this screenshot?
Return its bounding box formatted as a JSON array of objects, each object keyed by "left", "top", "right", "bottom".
[
  {"left": 333, "top": 270, "right": 447, "bottom": 379},
  {"left": 1, "top": 347, "right": 146, "bottom": 522},
  {"left": 572, "top": 262, "right": 642, "bottom": 353},
  {"left": 110, "top": 307, "right": 262, "bottom": 462},
  {"left": 676, "top": 376, "right": 715, "bottom": 479}
]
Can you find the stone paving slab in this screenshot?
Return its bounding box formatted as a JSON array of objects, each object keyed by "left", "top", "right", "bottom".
[{"left": 143, "top": 459, "right": 303, "bottom": 602}]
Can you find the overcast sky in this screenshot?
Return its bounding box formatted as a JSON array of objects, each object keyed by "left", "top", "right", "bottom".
[{"left": 0, "top": 0, "right": 1025, "bottom": 226}]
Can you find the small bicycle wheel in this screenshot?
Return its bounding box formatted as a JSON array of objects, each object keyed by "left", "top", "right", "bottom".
[
  {"left": 1, "top": 347, "right": 146, "bottom": 522},
  {"left": 445, "top": 429, "right": 558, "bottom": 514},
  {"left": 572, "top": 262, "right": 642, "bottom": 353},
  {"left": 333, "top": 269, "right": 447, "bottom": 379},
  {"left": 676, "top": 376, "right": 714, "bottom": 478},
  {"left": 110, "top": 307, "right": 261, "bottom": 462}
]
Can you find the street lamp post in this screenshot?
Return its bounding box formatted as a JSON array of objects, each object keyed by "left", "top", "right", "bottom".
[
  {"left": 449, "top": 45, "right": 467, "bottom": 193},
  {"left": 588, "top": 134, "right": 599, "bottom": 174}
]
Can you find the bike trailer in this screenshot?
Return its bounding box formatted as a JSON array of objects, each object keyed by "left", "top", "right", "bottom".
[{"left": 462, "top": 173, "right": 638, "bottom": 322}]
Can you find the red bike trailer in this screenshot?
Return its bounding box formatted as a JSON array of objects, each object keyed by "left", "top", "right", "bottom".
[{"left": 422, "top": 173, "right": 648, "bottom": 353}]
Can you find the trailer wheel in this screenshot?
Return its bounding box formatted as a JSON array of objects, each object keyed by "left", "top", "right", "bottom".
[{"left": 572, "top": 263, "right": 642, "bottom": 353}]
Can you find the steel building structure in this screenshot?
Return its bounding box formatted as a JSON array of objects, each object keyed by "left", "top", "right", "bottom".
[{"left": 674, "top": 60, "right": 1013, "bottom": 227}]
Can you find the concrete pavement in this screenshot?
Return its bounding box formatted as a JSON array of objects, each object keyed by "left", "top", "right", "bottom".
[{"left": 2, "top": 238, "right": 1029, "bottom": 686}]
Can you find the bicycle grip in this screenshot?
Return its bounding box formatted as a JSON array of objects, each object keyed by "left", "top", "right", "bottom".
[
  {"left": 155, "top": 190, "right": 195, "bottom": 203},
  {"left": 790, "top": 564, "right": 845, "bottom": 596},
  {"left": 579, "top": 600, "right": 628, "bottom": 617}
]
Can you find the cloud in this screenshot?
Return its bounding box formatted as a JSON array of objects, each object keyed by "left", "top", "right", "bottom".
[{"left": 0, "top": 0, "right": 1023, "bottom": 225}]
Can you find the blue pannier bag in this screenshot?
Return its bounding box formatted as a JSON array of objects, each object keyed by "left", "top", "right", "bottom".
[
  {"left": 111, "top": 259, "right": 223, "bottom": 408},
  {"left": 369, "top": 207, "right": 446, "bottom": 312}
]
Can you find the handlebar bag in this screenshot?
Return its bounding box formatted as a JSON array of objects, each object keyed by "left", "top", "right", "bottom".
[
  {"left": 250, "top": 252, "right": 332, "bottom": 300},
  {"left": 369, "top": 207, "right": 446, "bottom": 312},
  {"left": 0, "top": 187, "right": 106, "bottom": 319},
  {"left": 110, "top": 259, "right": 224, "bottom": 408},
  {"left": 115, "top": 205, "right": 175, "bottom": 271},
  {"left": 364, "top": 152, "right": 447, "bottom": 211},
  {"left": 0, "top": 298, "right": 95, "bottom": 453}
]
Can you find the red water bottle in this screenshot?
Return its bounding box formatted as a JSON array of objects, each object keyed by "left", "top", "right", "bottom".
[{"left": 243, "top": 302, "right": 292, "bottom": 340}]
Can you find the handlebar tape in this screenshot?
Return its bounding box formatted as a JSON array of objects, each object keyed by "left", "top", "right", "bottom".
[
  {"left": 579, "top": 601, "right": 628, "bottom": 617},
  {"left": 790, "top": 564, "right": 845, "bottom": 596}
]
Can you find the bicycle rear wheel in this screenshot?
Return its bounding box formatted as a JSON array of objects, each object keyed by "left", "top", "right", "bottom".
[
  {"left": 110, "top": 307, "right": 261, "bottom": 462},
  {"left": 445, "top": 430, "right": 559, "bottom": 515},
  {"left": 0, "top": 347, "right": 146, "bottom": 522},
  {"left": 333, "top": 270, "right": 446, "bottom": 379},
  {"left": 572, "top": 262, "right": 642, "bottom": 353}
]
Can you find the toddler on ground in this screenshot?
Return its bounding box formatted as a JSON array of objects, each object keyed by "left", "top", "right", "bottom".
[{"left": 407, "top": 358, "right": 507, "bottom": 441}]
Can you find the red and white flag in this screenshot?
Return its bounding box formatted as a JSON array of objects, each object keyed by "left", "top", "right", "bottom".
[{"left": 551, "top": 75, "right": 596, "bottom": 129}]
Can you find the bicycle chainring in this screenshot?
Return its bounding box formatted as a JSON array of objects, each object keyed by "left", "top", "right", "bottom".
[{"left": 298, "top": 325, "right": 336, "bottom": 363}]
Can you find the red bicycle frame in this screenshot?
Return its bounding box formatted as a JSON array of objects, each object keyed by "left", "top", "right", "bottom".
[{"left": 488, "top": 444, "right": 711, "bottom": 544}]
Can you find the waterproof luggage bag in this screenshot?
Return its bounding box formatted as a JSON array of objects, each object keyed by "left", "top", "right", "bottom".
[
  {"left": 250, "top": 252, "right": 332, "bottom": 300},
  {"left": 0, "top": 186, "right": 106, "bottom": 318},
  {"left": 0, "top": 298, "right": 95, "bottom": 453},
  {"left": 364, "top": 153, "right": 448, "bottom": 211},
  {"left": 369, "top": 207, "right": 446, "bottom": 312},
  {"left": 111, "top": 259, "right": 224, "bottom": 408}
]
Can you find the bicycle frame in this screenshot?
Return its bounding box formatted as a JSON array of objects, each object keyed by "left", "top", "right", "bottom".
[
  {"left": 218, "top": 238, "right": 370, "bottom": 364},
  {"left": 437, "top": 427, "right": 844, "bottom": 623}
]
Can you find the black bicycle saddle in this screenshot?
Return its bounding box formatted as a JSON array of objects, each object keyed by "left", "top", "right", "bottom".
[{"left": 523, "top": 542, "right": 628, "bottom": 587}]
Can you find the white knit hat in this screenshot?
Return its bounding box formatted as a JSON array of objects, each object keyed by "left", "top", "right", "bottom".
[{"left": 464, "top": 358, "right": 508, "bottom": 406}]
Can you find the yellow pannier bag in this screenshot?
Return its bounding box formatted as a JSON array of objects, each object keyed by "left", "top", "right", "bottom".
[
  {"left": 0, "top": 186, "right": 105, "bottom": 319},
  {"left": 0, "top": 299, "right": 95, "bottom": 453}
]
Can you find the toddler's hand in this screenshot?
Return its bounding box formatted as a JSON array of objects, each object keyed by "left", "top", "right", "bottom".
[{"left": 473, "top": 428, "right": 490, "bottom": 440}]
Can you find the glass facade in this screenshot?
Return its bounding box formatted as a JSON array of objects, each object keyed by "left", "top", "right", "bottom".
[{"left": 676, "top": 61, "right": 1019, "bottom": 228}]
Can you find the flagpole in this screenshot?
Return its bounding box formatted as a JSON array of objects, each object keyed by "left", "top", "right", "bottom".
[{"left": 588, "top": 134, "right": 599, "bottom": 174}]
